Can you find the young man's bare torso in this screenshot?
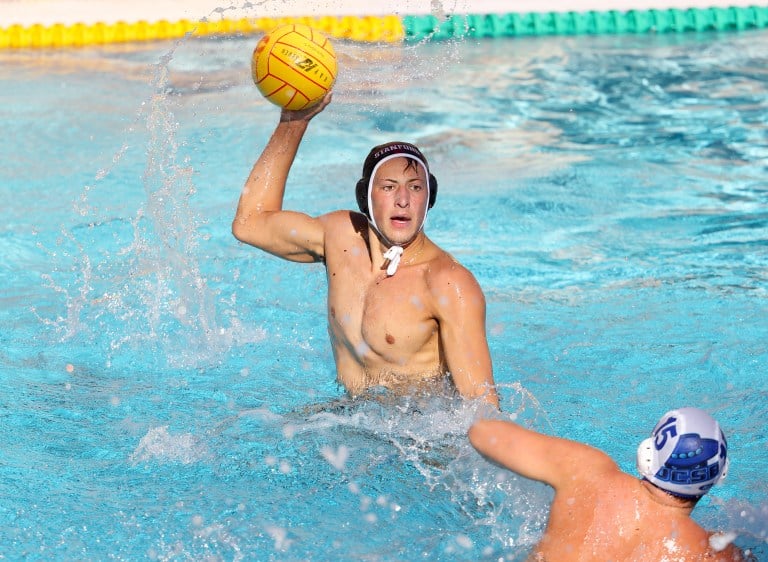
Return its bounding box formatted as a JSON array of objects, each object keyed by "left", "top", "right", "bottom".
[{"left": 321, "top": 210, "right": 479, "bottom": 395}]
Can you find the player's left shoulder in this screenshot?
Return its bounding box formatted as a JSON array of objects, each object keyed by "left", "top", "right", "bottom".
[
  {"left": 426, "top": 249, "right": 482, "bottom": 289},
  {"left": 423, "top": 249, "right": 486, "bottom": 318}
]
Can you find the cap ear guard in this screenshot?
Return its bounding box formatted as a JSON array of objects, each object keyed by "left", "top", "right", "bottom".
[
  {"left": 636, "top": 437, "right": 655, "bottom": 478},
  {"left": 356, "top": 173, "right": 438, "bottom": 218},
  {"left": 355, "top": 178, "right": 368, "bottom": 216},
  {"left": 720, "top": 455, "right": 730, "bottom": 482},
  {"left": 428, "top": 173, "right": 438, "bottom": 209}
]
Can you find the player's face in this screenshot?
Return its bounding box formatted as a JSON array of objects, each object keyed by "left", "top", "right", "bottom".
[{"left": 370, "top": 157, "right": 429, "bottom": 246}]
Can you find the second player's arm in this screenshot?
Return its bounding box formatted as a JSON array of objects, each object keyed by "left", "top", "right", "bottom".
[{"left": 469, "top": 419, "right": 616, "bottom": 488}]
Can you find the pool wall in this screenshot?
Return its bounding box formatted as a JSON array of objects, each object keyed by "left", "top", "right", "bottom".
[{"left": 2, "top": 0, "right": 768, "bottom": 47}]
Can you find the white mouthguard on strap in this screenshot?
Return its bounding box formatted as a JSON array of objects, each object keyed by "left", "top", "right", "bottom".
[{"left": 382, "top": 245, "right": 404, "bottom": 276}]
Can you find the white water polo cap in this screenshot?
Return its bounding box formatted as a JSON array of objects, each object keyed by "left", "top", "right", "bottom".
[{"left": 636, "top": 407, "right": 729, "bottom": 499}]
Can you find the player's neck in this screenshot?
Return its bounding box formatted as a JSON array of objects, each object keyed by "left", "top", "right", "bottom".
[
  {"left": 640, "top": 480, "right": 696, "bottom": 512},
  {"left": 401, "top": 235, "right": 428, "bottom": 264}
]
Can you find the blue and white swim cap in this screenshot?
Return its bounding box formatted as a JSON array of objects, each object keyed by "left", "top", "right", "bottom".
[{"left": 636, "top": 407, "right": 728, "bottom": 499}]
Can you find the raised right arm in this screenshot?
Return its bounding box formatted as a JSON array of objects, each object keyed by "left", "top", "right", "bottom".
[{"left": 231, "top": 94, "right": 331, "bottom": 263}]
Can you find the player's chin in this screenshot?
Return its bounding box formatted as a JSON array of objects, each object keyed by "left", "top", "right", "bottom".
[{"left": 385, "top": 224, "right": 416, "bottom": 245}]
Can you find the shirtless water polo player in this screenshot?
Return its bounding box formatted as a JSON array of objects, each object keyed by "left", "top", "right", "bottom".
[
  {"left": 469, "top": 406, "right": 751, "bottom": 561},
  {"left": 233, "top": 94, "right": 499, "bottom": 407}
]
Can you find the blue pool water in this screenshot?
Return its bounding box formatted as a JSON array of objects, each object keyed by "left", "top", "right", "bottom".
[{"left": 1, "top": 26, "right": 767, "bottom": 560}]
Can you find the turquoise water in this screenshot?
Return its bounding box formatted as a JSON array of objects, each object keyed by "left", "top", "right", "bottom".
[{"left": 1, "top": 28, "right": 767, "bottom": 560}]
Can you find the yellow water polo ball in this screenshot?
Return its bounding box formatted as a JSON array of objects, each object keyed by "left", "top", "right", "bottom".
[{"left": 251, "top": 24, "right": 337, "bottom": 111}]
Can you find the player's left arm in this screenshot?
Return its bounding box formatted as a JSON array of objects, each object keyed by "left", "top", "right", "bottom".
[{"left": 432, "top": 262, "right": 499, "bottom": 408}]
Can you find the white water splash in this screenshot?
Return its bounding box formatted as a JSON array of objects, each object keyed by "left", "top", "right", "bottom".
[
  {"left": 709, "top": 531, "right": 737, "bottom": 552},
  {"left": 130, "top": 425, "right": 209, "bottom": 464},
  {"left": 321, "top": 444, "right": 350, "bottom": 471}
]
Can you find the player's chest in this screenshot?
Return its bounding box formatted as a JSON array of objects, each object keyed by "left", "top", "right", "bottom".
[{"left": 329, "top": 271, "right": 434, "bottom": 347}]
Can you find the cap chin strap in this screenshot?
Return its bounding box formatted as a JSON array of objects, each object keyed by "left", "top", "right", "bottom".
[{"left": 367, "top": 153, "right": 430, "bottom": 277}]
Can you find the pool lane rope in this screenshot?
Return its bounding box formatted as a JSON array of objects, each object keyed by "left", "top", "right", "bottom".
[{"left": 1, "top": 6, "right": 767, "bottom": 48}]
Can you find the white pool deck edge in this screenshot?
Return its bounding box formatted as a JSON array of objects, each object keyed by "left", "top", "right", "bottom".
[{"left": 2, "top": 0, "right": 765, "bottom": 27}]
